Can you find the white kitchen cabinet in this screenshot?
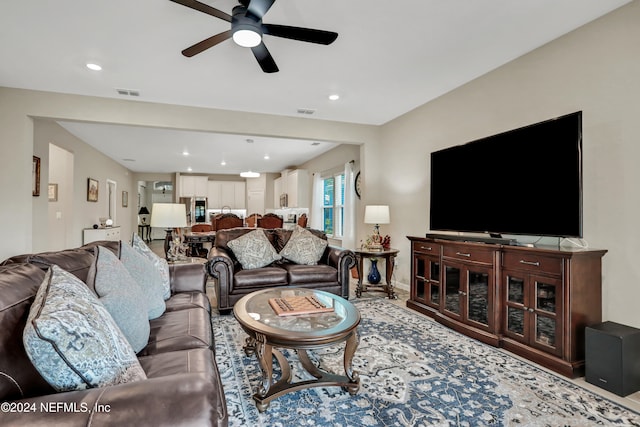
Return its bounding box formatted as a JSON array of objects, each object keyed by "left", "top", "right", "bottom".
[
  {"left": 274, "top": 177, "right": 284, "bottom": 208},
  {"left": 180, "top": 176, "right": 208, "bottom": 198},
  {"left": 286, "top": 169, "right": 309, "bottom": 208},
  {"left": 207, "top": 181, "right": 221, "bottom": 207},
  {"left": 208, "top": 181, "right": 246, "bottom": 209},
  {"left": 220, "top": 182, "right": 235, "bottom": 208},
  {"left": 234, "top": 182, "right": 246, "bottom": 209},
  {"left": 83, "top": 226, "right": 121, "bottom": 244},
  {"left": 274, "top": 169, "right": 309, "bottom": 208}
]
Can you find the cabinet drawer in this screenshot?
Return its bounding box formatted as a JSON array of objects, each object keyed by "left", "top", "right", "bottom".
[
  {"left": 502, "top": 252, "right": 562, "bottom": 275},
  {"left": 442, "top": 244, "right": 495, "bottom": 265},
  {"left": 412, "top": 241, "right": 441, "bottom": 255}
]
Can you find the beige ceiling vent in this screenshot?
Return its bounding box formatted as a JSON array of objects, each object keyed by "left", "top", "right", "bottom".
[
  {"left": 116, "top": 88, "right": 140, "bottom": 97},
  {"left": 297, "top": 108, "right": 315, "bottom": 115}
]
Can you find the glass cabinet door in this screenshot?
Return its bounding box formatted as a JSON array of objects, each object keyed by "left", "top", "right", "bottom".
[
  {"left": 429, "top": 260, "right": 441, "bottom": 307},
  {"left": 531, "top": 276, "right": 562, "bottom": 356},
  {"left": 414, "top": 257, "right": 426, "bottom": 302},
  {"left": 413, "top": 256, "right": 441, "bottom": 308},
  {"left": 466, "top": 270, "right": 490, "bottom": 327},
  {"left": 444, "top": 265, "right": 461, "bottom": 317},
  {"left": 505, "top": 275, "right": 526, "bottom": 337}
]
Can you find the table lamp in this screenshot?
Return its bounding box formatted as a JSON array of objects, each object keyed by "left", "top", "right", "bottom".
[
  {"left": 364, "top": 205, "right": 390, "bottom": 250},
  {"left": 138, "top": 206, "right": 150, "bottom": 224},
  {"left": 150, "top": 203, "right": 187, "bottom": 258}
]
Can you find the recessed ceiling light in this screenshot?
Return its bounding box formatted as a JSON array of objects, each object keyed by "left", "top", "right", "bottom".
[
  {"left": 187, "top": 167, "right": 193, "bottom": 172},
  {"left": 221, "top": 160, "right": 226, "bottom": 166},
  {"left": 328, "top": 94, "right": 340, "bottom": 101},
  {"left": 264, "top": 154, "right": 270, "bottom": 160},
  {"left": 86, "top": 63, "right": 102, "bottom": 71},
  {"left": 182, "top": 150, "right": 189, "bottom": 156}
]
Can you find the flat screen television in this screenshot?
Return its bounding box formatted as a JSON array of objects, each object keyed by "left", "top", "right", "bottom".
[{"left": 429, "top": 111, "right": 582, "bottom": 238}]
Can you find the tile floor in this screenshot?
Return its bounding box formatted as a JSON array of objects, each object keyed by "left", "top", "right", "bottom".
[{"left": 147, "top": 238, "right": 640, "bottom": 414}]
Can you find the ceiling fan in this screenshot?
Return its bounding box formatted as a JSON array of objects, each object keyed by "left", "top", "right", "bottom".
[{"left": 169, "top": 0, "right": 338, "bottom": 73}]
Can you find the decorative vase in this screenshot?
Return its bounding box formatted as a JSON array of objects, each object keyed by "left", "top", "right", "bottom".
[{"left": 368, "top": 259, "right": 381, "bottom": 285}]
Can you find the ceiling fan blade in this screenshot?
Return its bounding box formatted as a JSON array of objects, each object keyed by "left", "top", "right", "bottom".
[
  {"left": 247, "top": 0, "right": 276, "bottom": 19},
  {"left": 262, "top": 24, "right": 338, "bottom": 45},
  {"left": 169, "top": 0, "right": 232, "bottom": 22},
  {"left": 182, "top": 30, "right": 233, "bottom": 57},
  {"left": 251, "top": 42, "right": 279, "bottom": 73}
]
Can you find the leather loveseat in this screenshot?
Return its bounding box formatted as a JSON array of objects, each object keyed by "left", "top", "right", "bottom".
[
  {"left": 207, "top": 227, "right": 356, "bottom": 314},
  {"left": 0, "top": 241, "right": 227, "bottom": 427}
]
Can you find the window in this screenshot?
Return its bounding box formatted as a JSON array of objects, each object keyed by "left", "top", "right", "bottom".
[{"left": 322, "top": 174, "right": 344, "bottom": 237}]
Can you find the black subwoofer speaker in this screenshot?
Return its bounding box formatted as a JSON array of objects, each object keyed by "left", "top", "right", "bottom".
[{"left": 585, "top": 321, "right": 640, "bottom": 396}]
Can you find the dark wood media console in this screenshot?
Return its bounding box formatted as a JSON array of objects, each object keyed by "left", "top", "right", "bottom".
[{"left": 407, "top": 236, "right": 607, "bottom": 378}]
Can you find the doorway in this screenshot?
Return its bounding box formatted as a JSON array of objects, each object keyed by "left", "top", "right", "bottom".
[{"left": 47, "top": 144, "right": 74, "bottom": 251}]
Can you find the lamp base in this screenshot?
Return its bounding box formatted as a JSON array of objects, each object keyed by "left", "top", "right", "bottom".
[{"left": 164, "top": 229, "right": 173, "bottom": 259}]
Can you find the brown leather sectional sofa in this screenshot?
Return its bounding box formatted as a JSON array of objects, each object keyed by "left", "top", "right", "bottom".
[
  {"left": 0, "top": 241, "right": 227, "bottom": 427},
  {"left": 207, "top": 227, "right": 356, "bottom": 314}
]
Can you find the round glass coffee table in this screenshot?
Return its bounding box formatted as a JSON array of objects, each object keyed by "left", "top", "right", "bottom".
[{"left": 233, "top": 287, "right": 361, "bottom": 412}]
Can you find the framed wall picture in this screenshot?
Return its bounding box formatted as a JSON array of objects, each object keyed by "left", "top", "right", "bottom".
[
  {"left": 87, "top": 178, "right": 99, "bottom": 202},
  {"left": 48, "top": 183, "right": 58, "bottom": 202},
  {"left": 122, "top": 190, "right": 128, "bottom": 207},
  {"left": 32, "top": 156, "right": 41, "bottom": 196}
]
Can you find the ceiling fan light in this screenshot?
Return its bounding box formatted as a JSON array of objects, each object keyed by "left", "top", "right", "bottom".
[{"left": 233, "top": 29, "right": 262, "bottom": 48}]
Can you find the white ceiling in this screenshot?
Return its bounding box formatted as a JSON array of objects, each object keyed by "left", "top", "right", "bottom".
[{"left": 0, "top": 0, "right": 629, "bottom": 174}]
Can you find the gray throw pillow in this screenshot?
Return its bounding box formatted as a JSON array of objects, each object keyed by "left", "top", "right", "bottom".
[
  {"left": 92, "top": 246, "right": 150, "bottom": 353},
  {"left": 23, "top": 265, "right": 147, "bottom": 392},
  {"left": 119, "top": 242, "right": 166, "bottom": 319},
  {"left": 227, "top": 229, "right": 282, "bottom": 269},
  {"left": 131, "top": 233, "right": 171, "bottom": 300},
  {"left": 280, "top": 225, "right": 328, "bottom": 265}
]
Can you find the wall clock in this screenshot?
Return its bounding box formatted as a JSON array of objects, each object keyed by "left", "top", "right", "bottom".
[{"left": 354, "top": 171, "right": 362, "bottom": 199}]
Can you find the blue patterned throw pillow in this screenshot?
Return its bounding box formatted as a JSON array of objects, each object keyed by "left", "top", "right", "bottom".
[
  {"left": 131, "top": 233, "right": 171, "bottom": 300},
  {"left": 23, "top": 265, "right": 147, "bottom": 392},
  {"left": 280, "top": 225, "right": 328, "bottom": 265},
  {"left": 92, "top": 246, "right": 150, "bottom": 353},
  {"left": 119, "top": 242, "right": 166, "bottom": 319},
  {"left": 227, "top": 229, "right": 282, "bottom": 269}
]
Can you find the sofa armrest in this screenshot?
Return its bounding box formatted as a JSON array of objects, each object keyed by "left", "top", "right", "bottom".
[
  {"left": 206, "top": 248, "right": 235, "bottom": 312},
  {"left": 169, "top": 262, "right": 207, "bottom": 294},
  {"left": 0, "top": 374, "right": 227, "bottom": 427},
  {"left": 324, "top": 246, "right": 356, "bottom": 299}
]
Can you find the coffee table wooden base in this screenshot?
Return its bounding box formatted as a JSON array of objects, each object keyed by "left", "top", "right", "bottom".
[{"left": 243, "top": 331, "right": 360, "bottom": 412}]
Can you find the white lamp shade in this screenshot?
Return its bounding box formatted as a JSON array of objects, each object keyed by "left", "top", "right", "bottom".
[
  {"left": 364, "top": 205, "right": 390, "bottom": 224},
  {"left": 150, "top": 203, "right": 187, "bottom": 228}
]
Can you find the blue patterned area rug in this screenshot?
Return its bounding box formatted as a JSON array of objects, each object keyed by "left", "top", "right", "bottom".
[{"left": 213, "top": 298, "right": 640, "bottom": 426}]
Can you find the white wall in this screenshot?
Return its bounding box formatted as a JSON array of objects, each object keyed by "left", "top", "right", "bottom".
[{"left": 378, "top": 1, "right": 640, "bottom": 327}]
